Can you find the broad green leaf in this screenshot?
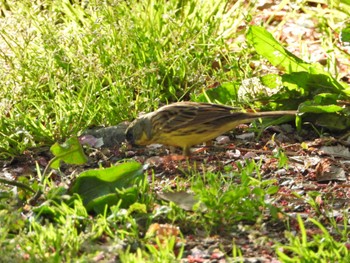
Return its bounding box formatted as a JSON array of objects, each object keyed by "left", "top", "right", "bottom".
[
  {"left": 298, "top": 104, "right": 344, "bottom": 113},
  {"left": 281, "top": 72, "right": 345, "bottom": 96},
  {"left": 246, "top": 26, "right": 313, "bottom": 73},
  {"left": 341, "top": 0, "right": 350, "bottom": 5},
  {"left": 260, "top": 74, "right": 281, "bottom": 89},
  {"left": 50, "top": 137, "right": 88, "bottom": 169},
  {"left": 86, "top": 187, "right": 139, "bottom": 213},
  {"left": 70, "top": 162, "right": 144, "bottom": 208},
  {"left": 247, "top": 26, "right": 350, "bottom": 96},
  {"left": 282, "top": 72, "right": 311, "bottom": 96},
  {"left": 298, "top": 103, "right": 349, "bottom": 130},
  {"left": 308, "top": 67, "right": 349, "bottom": 95},
  {"left": 197, "top": 82, "right": 239, "bottom": 104},
  {"left": 340, "top": 26, "right": 350, "bottom": 43},
  {"left": 313, "top": 93, "right": 340, "bottom": 105}
]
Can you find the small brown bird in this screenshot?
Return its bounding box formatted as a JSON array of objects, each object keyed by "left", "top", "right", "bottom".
[{"left": 125, "top": 102, "right": 297, "bottom": 156}]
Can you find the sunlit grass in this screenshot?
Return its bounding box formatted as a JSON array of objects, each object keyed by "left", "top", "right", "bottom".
[{"left": 0, "top": 0, "right": 251, "bottom": 156}]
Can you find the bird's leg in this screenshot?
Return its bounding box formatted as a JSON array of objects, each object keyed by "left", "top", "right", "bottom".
[
  {"left": 205, "top": 141, "right": 213, "bottom": 147},
  {"left": 182, "top": 146, "right": 191, "bottom": 157}
]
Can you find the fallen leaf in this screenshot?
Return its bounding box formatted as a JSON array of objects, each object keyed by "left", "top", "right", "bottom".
[{"left": 320, "top": 145, "right": 350, "bottom": 159}]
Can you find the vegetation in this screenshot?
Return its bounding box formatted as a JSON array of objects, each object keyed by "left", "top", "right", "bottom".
[{"left": 1, "top": 0, "right": 350, "bottom": 261}]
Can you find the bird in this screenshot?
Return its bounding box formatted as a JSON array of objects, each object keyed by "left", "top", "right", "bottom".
[{"left": 125, "top": 102, "right": 297, "bottom": 156}]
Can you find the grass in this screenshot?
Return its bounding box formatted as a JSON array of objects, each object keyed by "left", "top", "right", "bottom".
[
  {"left": 1, "top": 0, "right": 350, "bottom": 261},
  {"left": 1, "top": 157, "right": 282, "bottom": 261},
  {"left": 0, "top": 0, "right": 251, "bottom": 157},
  {"left": 3, "top": 152, "right": 349, "bottom": 261},
  {"left": 191, "top": 160, "right": 280, "bottom": 227},
  {"left": 276, "top": 215, "right": 350, "bottom": 262}
]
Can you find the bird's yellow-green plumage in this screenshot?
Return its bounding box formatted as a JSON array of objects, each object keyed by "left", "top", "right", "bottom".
[{"left": 125, "top": 102, "right": 297, "bottom": 156}]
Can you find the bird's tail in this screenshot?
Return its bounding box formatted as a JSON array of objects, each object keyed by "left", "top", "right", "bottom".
[
  {"left": 245, "top": 110, "right": 297, "bottom": 119},
  {"left": 227, "top": 110, "right": 297, "bottom": 125}
]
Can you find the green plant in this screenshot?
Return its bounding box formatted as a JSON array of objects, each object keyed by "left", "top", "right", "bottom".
[
  {"left": 0, "top": 0, "right": 247, "bottom": 156},
  {"left": 276, "top": 215, "right": 349, "bottom": 262},
  {"left": 191, "top": 159, "right": 280, "bottom": 230}
]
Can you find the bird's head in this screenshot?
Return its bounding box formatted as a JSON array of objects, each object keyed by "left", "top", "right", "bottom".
[{"left": 125, "top": 116, "right": 152, "bottom": 146}]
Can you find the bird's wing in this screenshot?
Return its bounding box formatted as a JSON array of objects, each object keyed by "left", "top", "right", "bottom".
[{"left": 150, "top": 102, "right": 244, "bottom": 133}]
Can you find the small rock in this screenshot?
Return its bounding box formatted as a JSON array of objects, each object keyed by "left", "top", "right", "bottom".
[
  {"left": 216, "top": 135, "right": 230, "bottom": 145},
  {"left": 226, "top": 149, "right": 241, "bottom": 159},
  {"left": 236, "top": 132, "right": 255, "bottom": 141},
  {"left": 82, "top": 122, "right": 129, "bottom": 147}
]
